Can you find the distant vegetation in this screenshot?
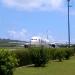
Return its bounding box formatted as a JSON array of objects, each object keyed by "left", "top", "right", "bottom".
[{"left": 0, "top": 39, "right": 26, "bottom": 48}]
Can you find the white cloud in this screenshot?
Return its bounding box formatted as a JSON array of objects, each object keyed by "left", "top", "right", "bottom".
[
  {"left": 2, "top": 0, "right": 64, "bottom": 11},
  {"left": 1, "top": 0, "right": 75, "bottom": 15},
  {"left": 49, "top": 0, "right": 63, "bottom": 10},
  {"left": 8, "top": 28, "right": 56, "bottom": 42},
  {"left": 8, "top": 29, "right": 28, "bottom": 41},
  {"left": 37, "top": 32, "right": 55, "bottom": 43}
]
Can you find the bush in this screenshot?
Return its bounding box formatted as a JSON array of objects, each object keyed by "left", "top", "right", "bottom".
[
  {"left": 12, "top": 47, "right": 74, "bottom": 67},
  {"left": 13, "top": 48, "right": 31, "bottom": 67},
  {"left": 63, "top": 48, "right": 74, "bottom": 60},
  {"left": 49, "top": 48, "right": 74, "bottom": 61},
  {"left": 55, "top": 48, "right": 64, "bottom": 62},
  {"left": 30, "top": 46, "right": 50, "bottom": 67},
  {"left": 49, "top": 48, "right": 56, "bottom": 60},
  {"left": 0, "top": 49, "right": 18, "bottom": 75}
]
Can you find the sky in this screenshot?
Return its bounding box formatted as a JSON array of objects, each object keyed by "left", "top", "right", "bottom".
[{"left": 0, "top": 0, "right": 75, "bottom": 43}]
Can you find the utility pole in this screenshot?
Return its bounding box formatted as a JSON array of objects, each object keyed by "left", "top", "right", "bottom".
[{"left": 67, "top": 0, "right": 71, "bottom": 48}]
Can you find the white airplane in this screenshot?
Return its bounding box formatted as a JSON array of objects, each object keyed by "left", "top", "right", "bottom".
[{"left": 30, "top": 36, "right": 56, "bottom": 48}]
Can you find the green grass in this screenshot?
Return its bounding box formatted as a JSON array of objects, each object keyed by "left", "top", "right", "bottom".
[{"left": 14, "top": 56, "right": 75, "bottom": 75}]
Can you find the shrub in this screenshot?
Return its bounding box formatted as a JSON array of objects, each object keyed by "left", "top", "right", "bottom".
[
  {"left": 63, "top": 48, "right": 74, "bottom": 60},
  {"left": 0, "top": 49, "right": 18, "bottom": 75},
  {"left": 49, "top": 48, "right": 74, "bottom": 61},
  {"left": 30, "top": 46, "right": 50, "bottom": 67},
  {"left": 13, "top": 48, "right": 31, "bottom": 66},
  {"left": 55, "top": 48, "right": 64, "bottom": 62},
  {"left": 49, "top": 48, "right": 56, "bottom": 60},
  {"left": 11, "top": 47, "right": 74, "bottom": 67},
  {"left": 73, "top": 48, "right": 75, "bottom": 54}
]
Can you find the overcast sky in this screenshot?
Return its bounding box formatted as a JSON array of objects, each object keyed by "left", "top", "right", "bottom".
[{"left": 0, "top": 0, "right": 75, "bottom": 43}]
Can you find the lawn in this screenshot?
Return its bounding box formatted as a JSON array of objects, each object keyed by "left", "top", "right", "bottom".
[{"left": 14, "top": 56, "right": 75, "bottom": 75}]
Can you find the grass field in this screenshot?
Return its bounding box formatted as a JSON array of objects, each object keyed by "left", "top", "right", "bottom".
[{"left": 14, "top": 56, "right": 75, "bottom": 75}]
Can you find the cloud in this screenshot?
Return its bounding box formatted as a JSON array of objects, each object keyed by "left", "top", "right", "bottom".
[
  {"left": 49, "top": 0, "right": 63, "bottom": 10},
  {"left": 1, "top": 0, "right": 64, "bottom": 11},
  {"left": 1, "top": 0, "right": 75, "bottom": 15},
  {"left": 8, "top": 28, "right": 55, "bottom": 43},
  {"left": 37, "top": 32, "right": 55, "bottom": 43},
  {"left": 8, "top": 29, "right": 28, "bottom": 41}
]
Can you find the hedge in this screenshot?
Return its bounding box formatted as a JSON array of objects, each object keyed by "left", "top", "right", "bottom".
[{"left": 12, "top": 47, "right": 75, "bottom": 67}]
